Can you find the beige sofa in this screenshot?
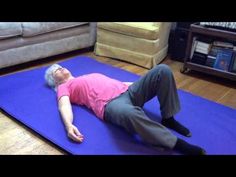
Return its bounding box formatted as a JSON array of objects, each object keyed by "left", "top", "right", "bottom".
[
  {"left": 94, "top": 22, "right": 172, "bottom": 69},
  {"left": 0, "top": 22, "right": 97, "bottom": 69}
]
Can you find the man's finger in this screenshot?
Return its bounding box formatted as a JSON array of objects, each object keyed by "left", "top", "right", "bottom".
[
  {"left": 74, "top": 127, "right": 83, "bottom": 137},
  {"left": 69, "top": 132, "right": 83, "bottom": 143}
]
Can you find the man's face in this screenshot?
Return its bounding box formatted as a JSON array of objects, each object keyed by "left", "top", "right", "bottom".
[{"left": 53, "top": 67, "right": 72, "bottom": 85}]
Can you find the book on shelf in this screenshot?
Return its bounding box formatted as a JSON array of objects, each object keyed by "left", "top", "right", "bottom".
[
  {"left": 190, "top": 37, "right": 197, "bottom": 59},
  {"left": 212, "top": 41, "right": 234, "bottom": 49},
  {"left": 190, "top": 38, "right": 211, "bottom": 59},
  {"left": 205, "top": 46, "right": 222, "bottom": 67},
  {"left": 214, "top": 48, "right": 233, "bottom": 71},
  {"left": 209, "top": 46, "right": 222, "bottom": 56},
  {"left": 195, "top": 47, "right": 209, "bottom": 55},
  {"left": 229, "top": 52, "right": 236, "bottom": 73},
  {"left": 197, "top": 41, "right": 211, "bottom": 48},
  {"left": 191, "top": 52, "right": 207, "bottom": 65},
  {"left": 206, "top": 55, "right": 217, "bottom": 67},
  {"left": 196, "top": 45, "right": 210, "bottom": 51}
]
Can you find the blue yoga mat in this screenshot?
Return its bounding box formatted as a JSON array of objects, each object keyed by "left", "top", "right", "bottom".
[{"left": 0, "top": 56, "right": 236, "bottom": 155}]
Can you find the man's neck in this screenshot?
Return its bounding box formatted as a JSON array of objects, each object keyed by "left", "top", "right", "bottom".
[
  {"left": 58, "top": 76, "right": 75, "bottom": 86},
  {"left": 68, "top": 76, "right": 75, "bottom": 80}
]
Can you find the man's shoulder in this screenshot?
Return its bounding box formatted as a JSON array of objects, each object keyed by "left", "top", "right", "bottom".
[{"left": 57, "top": 81, "right": 69, "bottom": 91}]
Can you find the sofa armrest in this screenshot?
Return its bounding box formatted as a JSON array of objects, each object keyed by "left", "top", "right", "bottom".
[
  {"left": 89, "top": 22, "right": 97, "bottom": 46},
  {"left": 158, "top": 22, "right": 172, "bottom": 48}
]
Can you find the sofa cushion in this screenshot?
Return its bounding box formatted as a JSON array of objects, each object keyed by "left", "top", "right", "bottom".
[
  {"left": 0, "top": 24, "right": 89, "bottom": 52},
  {"left": 22, "top": 22, "right": 88, "bottom": 37},
  {"left": 0, "top": 23, "right": 22, "bottom": 40},
  {"left": 97, "top": 22, "right": 160, "bottom": 40},
  {"left": 97, "top": 28, "right": 160, "bottom": 55}
]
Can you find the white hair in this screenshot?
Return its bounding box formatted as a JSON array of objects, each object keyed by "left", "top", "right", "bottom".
[{"left": 44, "top": 64, "right": 62, "bottom": 89}]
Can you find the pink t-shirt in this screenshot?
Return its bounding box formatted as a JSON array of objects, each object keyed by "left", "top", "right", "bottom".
[{"left": 57, "top": 73, "right": 128, "bottom": 120}]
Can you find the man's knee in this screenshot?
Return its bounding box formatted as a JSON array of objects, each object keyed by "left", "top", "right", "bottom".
[
  {"left": 155, "top": 64, "right": 171, "bottom": 73},
  {"left": 154, "top": 64, "right": 173, "bottom": 77}
]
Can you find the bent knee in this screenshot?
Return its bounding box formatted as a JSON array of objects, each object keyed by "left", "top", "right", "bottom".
[
  {"left": 155, "top": 64, "right": 172, "bottom": 76},
  {"left": 156, "top": 64, "right": 171, "bottom": 72}
]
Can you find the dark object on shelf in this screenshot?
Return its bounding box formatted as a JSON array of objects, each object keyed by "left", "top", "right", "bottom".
[
  {"left": 181, "top": 23, "right": 236, "bottom": 81},
  {"left": 229, "top": 53, "right": 236, "bottom": 73},
  {"left": 191, "top": 52, "right": 207, "bottom": 65},
  {"left": 169, "top": 28, "right": 189, "bottom": 62},
  {"left": 177, "top": 22, "right": 197, "bottom": 29},
  {"left": 200, "top": 22, "right": 236, "bottom": 33},
  {"left": 169, "top": 22, "right": 197, "bottom": 62}
]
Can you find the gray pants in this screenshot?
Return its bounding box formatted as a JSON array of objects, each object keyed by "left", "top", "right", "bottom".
[{"left": 104, "top": 64, "right": 180, "bottom": 149}]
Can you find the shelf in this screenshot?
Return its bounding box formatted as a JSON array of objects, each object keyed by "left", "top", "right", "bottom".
[
  {"left": 182, "top": 23, "right": 236, "bottom": 81},
  {"left": 186, "top": 62, "right": 236, "bottom": 81},
  {"left": 191, "top": 24, "right": 236, "bottom": 40}
]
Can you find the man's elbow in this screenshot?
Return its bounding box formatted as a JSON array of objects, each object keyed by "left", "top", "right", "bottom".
[{"left": 58, "top": 103, "right": 69, "bottom": 112}]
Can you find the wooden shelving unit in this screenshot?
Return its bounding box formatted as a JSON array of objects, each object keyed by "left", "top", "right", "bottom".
[{"left": 181, "top": 23, "right": 236, "bottom": 81}]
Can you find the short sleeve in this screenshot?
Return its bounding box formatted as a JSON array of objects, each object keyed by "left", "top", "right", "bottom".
[{"left": 57, "top": 84, "right": 70, "bottom": 101}]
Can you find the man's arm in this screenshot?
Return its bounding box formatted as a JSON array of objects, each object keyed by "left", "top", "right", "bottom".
[{"left": 58, "top": 96, "right": 84, "bottom": 143}]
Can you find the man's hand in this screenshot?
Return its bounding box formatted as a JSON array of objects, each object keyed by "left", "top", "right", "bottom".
[{"left": 67, "top": 124, "right": 84, "bottom": 143}]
